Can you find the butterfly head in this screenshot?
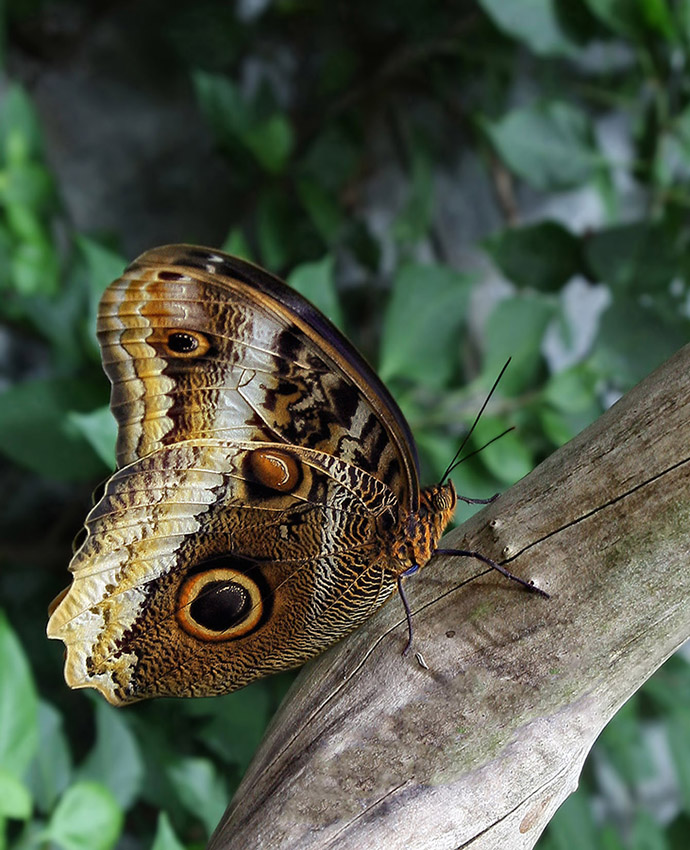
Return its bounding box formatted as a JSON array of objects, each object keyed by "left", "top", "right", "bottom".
[
  {"left": 418, "top": 480, "right": 457, "bottom": 547},
  {"left": 391, "top": 481, "right": 456, "bottom": 574}
]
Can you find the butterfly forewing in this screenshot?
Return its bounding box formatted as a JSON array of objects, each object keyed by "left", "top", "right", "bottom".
[{"left": 98, "top": 245, "right": 419, "bottom": 512}]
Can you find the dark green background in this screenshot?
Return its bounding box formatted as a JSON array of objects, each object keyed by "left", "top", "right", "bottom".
[{"left": 1, "top": 1, "right": 690, "bottom": 848}]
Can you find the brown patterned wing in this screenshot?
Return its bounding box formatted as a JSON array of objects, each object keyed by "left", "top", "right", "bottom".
[
  {"left": 47, "top": 440, "right": 400, "bottom": 704},
  {"left": 99, "top": 244, "right": 420, "bottom": 513},
  {"left": 46, "top": 245, "right": 442, "bottom": 703}
]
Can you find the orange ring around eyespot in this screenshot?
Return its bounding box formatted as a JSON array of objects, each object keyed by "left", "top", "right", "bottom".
[
  {"left": 163, "top": 329, "right": 211, "bottom": 358},
  {"left": 176, "top": 568, "right": 263, "bottom": 642}
]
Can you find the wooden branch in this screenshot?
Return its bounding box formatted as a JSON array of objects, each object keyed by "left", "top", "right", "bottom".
[{"left": 209, "top": 344, "right": 690, "bottom": 850}]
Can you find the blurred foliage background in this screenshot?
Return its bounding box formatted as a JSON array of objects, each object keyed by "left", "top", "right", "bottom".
[{"left": 1, "top": 0, "right": 690, "bottom": 848}]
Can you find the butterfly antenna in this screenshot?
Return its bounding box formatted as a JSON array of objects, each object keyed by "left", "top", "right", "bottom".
[
  {"left": 444, "top": 425, "right": 514, "bottom": 480},
  {"left": 441, "top": 358, "right": 511, "bottom": 484}
]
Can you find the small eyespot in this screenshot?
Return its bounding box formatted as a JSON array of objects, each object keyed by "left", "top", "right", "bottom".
[
  {"left": 164, "top": 330, "right": 210, "bottom": 358},
  {"left": 177, "top": 568, "right": 263, "bottom": 641},
  {"left": 248, "top": 449, "right": 301, "bottom": 493}
]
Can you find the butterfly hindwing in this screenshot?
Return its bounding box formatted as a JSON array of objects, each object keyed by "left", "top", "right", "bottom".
[{"left": 48, "top": 438, "right": 402, "bottom": 703}]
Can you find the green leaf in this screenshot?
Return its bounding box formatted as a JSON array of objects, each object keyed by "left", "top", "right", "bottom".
[
  {"left": 641, "top": 0, "right": 675, "bottom": 38},
  {"left": 680, "top": 0, "right": 690, "bottom": 41},
  {"left": 288, "top": 255, "right": 344, "bottom": 329},
  {"left": 192, "top": 687, "right": 272, "bottom": 773},
  {"left": 257, "top": 189, "right": 290, "bottom": 271},
  {"left": 0, "top": 223, "right": 11, "bottom": 285},
  {"left": 535, "top": 835, "right": 558, "bottom": 850},
  {"left": 193, "top": 72, "right": 293, "bottom": 173},
  {"left": 547, "top": 789, "right": 598, "bottom": 850},
  {"left": 78, "top": 700, "right": 144, "bottom": 811},
  {"left": 167, "top": 757, "right": 228, "bottom": 837},
  {"left": 598, "top": 697, "right": 654, "bottom": 785},
  {"left": 393, "top": 135, "right": 435, "bottom": 244},
  {"left": 592, "top": 300, "right": 690, "bottom": 388},
  {"left": 539, "top": 406, "right": 580, "bottom": 446},
  {"left": 582, "top": 0, "right": 641, "bottom": 35},
  {"left": 77, "top": 236, "right": 126, "bottom": 322},
  {"left": 668, "top": 813, "right": 690, "bottom": 849},
  {"left": 644, "top": 656, "right": 690, "bottom": 714},
  {"left": 192, "top": 71, "right": 251, "bottom": 148},
  {"left": 43, "top": 781, "right": 123, "bottom": 850},
  {"left": 479, "top": 0, "right": 578, "bottom": 56},
  {"left": 151, "top": 811, "right": 186, "bottom": 850},
  {"left": 599, "top": 824, "right": 627, "bottom": 849},
  {"left": 0, "top": 161, "right": 54, "bottom": 212},
  {"left": 300, "top": 126, "right": 359, "bottom": 193},
  {"left": 482, "top": 101, "right": 599, "bottom": 191},
  {"left": 583, "top": 0, "right": 674, "bottom": 39},
  {"left": 9, "top": 239, "right": 60, "bottom": 296},
  {"left": 243, "top": 113, "right": 294, "bottom": 174},
  {"left": 297, "top": 177, "right": 344, "bottom": 244},
  {"left": 0, "top": 378, "right": 109, "bottom": 481},
  {"left": 0, "top": 611, "right": 38, "bottom": 779},
  {"left": 471, "top": 415, "right": 534, "bottom": 485},
  {"left": 0, "top": 769, "right": 32, "bottom": 820},
  {"left": 667, "top": 710, "right": 690, "bottom": 814},
  {"left": 3, "top": 201, "right": 45, "bottom": 244},
  {"left": 67, "top": 407, "right": 117, "bottom": 471},
  {"left": 220, "top": 228, "right": 253, "bottom": 261},
  {"left": 481, "top": 295, "right": 555, "bottom": 395},
  {"left": 379, "top": 264, "right": 474, "bottom": 388},
  {"left": 25, "top": 701, "right": 72, "bottom": 813},
  {"left": 629, "top": 809, "right": 670, "bottom": 850},
  {"left": 484, "top": 221, "right": 582, "bottom": 291},
  {"left": 347, "top": 218, "right": 380, "bottom": 271},
  {"left": 542, "top": 365, "right": 598, "bottom": 413},
  {"left": 0, "top": 84, "right": 44, "bottom": 164},
  {"left": 585, "top": 220, "right": 678, "bottom": 296}
]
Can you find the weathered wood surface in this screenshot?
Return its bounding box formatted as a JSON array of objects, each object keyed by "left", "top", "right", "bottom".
[{"left": 209, "top": 344, "right": 690, "bottom": 850}]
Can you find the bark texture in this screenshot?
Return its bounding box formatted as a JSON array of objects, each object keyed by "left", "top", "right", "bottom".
[{"left": 209, "top": 344, "right": 690, "bottom": 850}]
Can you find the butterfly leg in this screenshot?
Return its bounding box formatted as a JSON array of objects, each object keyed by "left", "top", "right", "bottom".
[
  {"left": 457, "top": 493, "right": 499, "bottom": 505},
  {"left": 434, "top": 548, "right": 550, "bottom": 598},
  {"left": 397, "top": 564, "right": 420, "bottom": 656}
]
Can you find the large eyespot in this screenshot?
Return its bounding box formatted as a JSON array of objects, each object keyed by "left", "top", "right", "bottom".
[
  {"left": 176, "top": 568, "right": 264, "bottom": 641},
  {"left": 248, "top": 448, "right": 301, "bottom": 493},
  {"left": 164, "top": 329, "right": 211, "bottom": 358}
]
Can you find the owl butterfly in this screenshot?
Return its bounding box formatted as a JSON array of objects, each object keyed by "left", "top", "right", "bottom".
[{"left": 47, "top": 245, "right": 542, "bottom": 706}]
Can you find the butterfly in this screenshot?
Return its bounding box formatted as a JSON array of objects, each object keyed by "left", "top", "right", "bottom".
[{"left": 47, "top": 244, "right": 543, "bottom": 705}]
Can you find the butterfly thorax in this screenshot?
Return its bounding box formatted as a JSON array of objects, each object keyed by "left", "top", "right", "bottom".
[{"left": 389, "top": 481, "right": 457, "bottom": 575}]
